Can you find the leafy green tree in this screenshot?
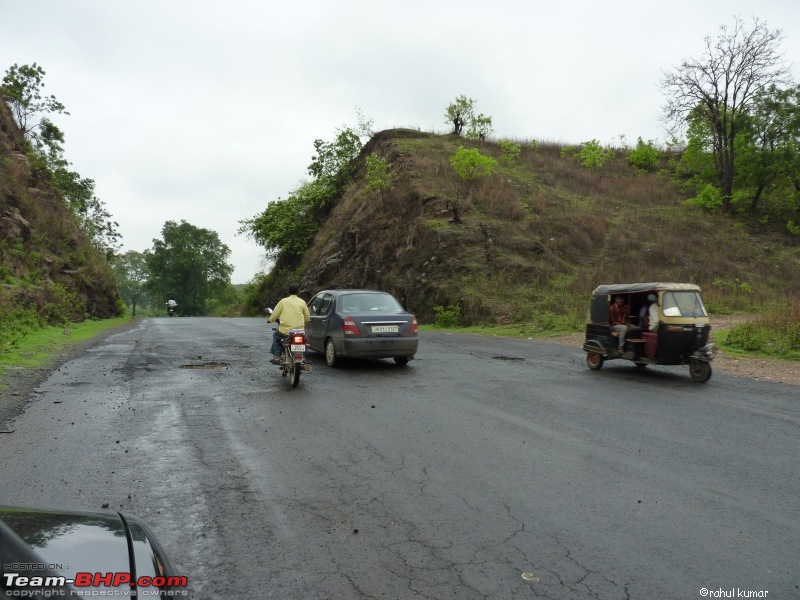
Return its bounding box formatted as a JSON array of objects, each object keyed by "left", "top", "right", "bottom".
[
  {"left": 448, "top": 147, "right": 498, "bottom": 223},
  {"left": 46, "top": 167, "right": 121, "bottom": 257},
  {"left": 243, "top": 119, "right": 367, "bottom": 260},
  {"left": 661, "top": 16, "right": 789, "bottom": 211},
  {"left": 626, "top": 138, "right": 660, "bottom": 171},
  {"left": 112, "top": 251, "right": 149, "bottom": 316},
  {"left": 498, "top": 139, "right": 521, "bottom": 165},
  {"left": 736, "top": 84, "right": 800, "bottom": 212},
  {"left": 445, "top": 95, "right": 475, "bottom": 136},
  {"left": 364, "top": 154, "right": 393, "bottom": 197},
  {"left": 1, "top": 63, "right": 68, "bottom": 139},
  {"left": 239, "top": 181, "right": 324, "bottom": 257},
  {"left": 145, "top": 220, "right": 233, "bottom": 316},
  {"left": 674, "top": 108, "right": 718, "bottom": 191},
  {"left": 3, "top": 63, "right": 121, "bottom": 257},
  {"left": 308, "top": 126, "right": 362, "bottom": 195},
  {"left": 466, "top": 113, "right": 493, "bottom": 141}
]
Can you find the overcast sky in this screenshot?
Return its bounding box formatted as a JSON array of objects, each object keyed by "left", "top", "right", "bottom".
[{"left": 2, "top": 1, "right": 799, "bottom": 284}]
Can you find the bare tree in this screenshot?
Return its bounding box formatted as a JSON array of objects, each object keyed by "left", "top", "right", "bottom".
[{"left": 661, "top": 16, "right": 790, "bottom": 211}]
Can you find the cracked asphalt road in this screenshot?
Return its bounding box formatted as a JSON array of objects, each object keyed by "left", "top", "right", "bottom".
[{"left": 1, "top": 318, "right": 798, "bottom": 599}]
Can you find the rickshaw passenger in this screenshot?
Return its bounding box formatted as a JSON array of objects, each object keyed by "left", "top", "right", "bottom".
[{"left": 609, "top": 296, "right": 628, "bottom": 352}]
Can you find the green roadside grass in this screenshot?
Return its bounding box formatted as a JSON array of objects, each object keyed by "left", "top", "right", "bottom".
[
  {"left": 0, "top": 317, "right": 135, "bottom": 371},
  {"left": 421, "top": 320, "right": 800, "bottom": 361},
  {"left": 713, "top": 328, "right": 800, "bottom": 361},
  {"left": 418, "top": 323, "right": 578, "bottom": 339}
]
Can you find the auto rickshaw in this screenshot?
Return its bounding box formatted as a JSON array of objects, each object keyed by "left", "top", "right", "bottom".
[{"left": 583, "top": 283, "right": 717, "bottom": 383}]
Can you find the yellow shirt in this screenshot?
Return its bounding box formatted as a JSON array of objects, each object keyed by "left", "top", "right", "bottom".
[{"left": 269, "top": 295, "right": 310, "bottom": 334}]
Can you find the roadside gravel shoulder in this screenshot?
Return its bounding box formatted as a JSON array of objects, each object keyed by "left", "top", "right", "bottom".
[
  {"left": 543, "top": 316, "right": 800, "bottom": 387},
  {"left": 0, "top": 318, "right": 143, "bottom": 429}
]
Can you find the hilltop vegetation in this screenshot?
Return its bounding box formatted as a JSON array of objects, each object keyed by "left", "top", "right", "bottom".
[{"left": 246, "top": 128, "right": 800, "bottom": 329}]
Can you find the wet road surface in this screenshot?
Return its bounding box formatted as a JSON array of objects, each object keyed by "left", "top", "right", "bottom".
[{"left": 1, "top": 317, "right": 798, "bottom": 599}]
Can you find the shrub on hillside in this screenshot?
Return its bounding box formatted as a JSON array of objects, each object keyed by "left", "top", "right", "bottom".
[
  {"left": 498, "top": 140, "right": 521, "bottom": 165},
  {"left": 561, "top": 140, "right": 614, "bottom": 170},
  {"left": 433, "top": 304, "right": 462, "bottom": 327},
  {"left": 685, "top": 184, "right": 722, "bottom": 211},
  {"left": 626, "top": 138, "right": 660, "bottom": 171}
]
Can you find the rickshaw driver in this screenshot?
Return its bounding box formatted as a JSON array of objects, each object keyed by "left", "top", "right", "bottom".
[
  {"left": 646, "top": 294, "right": 659, "bottom": 331},
  {"left": 609, "top": 295, "right": 629, "bottom": 352}
]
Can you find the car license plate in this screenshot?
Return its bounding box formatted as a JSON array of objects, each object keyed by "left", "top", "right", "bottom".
[
  {"left": 291, "top": 344, "right": 306, "bottom": 352},
  {"left": 372, "top": 325, "right": 399, "bottom": 333}
]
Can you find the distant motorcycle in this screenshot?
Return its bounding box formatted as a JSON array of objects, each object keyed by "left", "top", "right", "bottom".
[
  {"left": 267, "top": 308, "right": 311, "bottom": 388},
  {"left": 167, "top": 305, "right": 176, "bottom": 317}
]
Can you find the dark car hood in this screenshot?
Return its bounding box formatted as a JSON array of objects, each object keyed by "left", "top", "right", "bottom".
[{"left": 0, "top": 505, "right": 175, "bottom": 585}]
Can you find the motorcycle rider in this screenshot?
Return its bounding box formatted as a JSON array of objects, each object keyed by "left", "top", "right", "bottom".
[
  {"left": 166, "top": 299, "right": 177, "bottom": 315},
  {"left": 268, "top": 284, "right": 310, "bottom": 365}
]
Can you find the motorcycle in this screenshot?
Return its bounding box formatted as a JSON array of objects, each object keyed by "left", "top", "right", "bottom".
[
  {"left": 279, "top": 328, "right": 311, "bottom": 387},
  {"left": 267, "top": 308, "right": 311, "bottom": 388},
  {"left": 167, "top": 305, "right": 176, "bottom": 317}
]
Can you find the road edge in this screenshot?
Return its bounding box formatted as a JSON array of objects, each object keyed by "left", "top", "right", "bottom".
[{"left": 0, "top": 318, "right": 144, "bottom": 430}]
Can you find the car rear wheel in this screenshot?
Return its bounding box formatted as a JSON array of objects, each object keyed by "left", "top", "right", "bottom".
[
  {"left": 393, "top": 356, "right": 409, "bottom": 366},
  {"left": 325, "top": 338, "right": 338, "bottom": 368}
]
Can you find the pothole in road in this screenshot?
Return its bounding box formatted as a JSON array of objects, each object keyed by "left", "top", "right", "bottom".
[
  {"left": 180, "top": 362, "right": 230, "bottom": 369},
  {"left": 493, "top": 356, "right": 525, "bottom": 361}
]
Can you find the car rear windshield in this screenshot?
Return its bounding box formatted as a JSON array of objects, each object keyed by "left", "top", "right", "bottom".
[
  {"left": 340, "top": 293, "right": 403, "bottom": 314},
  {"left": 662, "top": 291, "right": 707, "bottom": 318}
]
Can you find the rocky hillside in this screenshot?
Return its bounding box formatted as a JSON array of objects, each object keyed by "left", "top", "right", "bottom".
[
  {"left": 0, "top": 93, "right": 119, "bottom": 329},
  {"left": 255, "top": 129, "right": 800, "bottom": 327}
]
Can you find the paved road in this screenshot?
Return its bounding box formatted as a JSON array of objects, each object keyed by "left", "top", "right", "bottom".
[{"left": 1, "top": 318, "right": 798, "bottom": 599}]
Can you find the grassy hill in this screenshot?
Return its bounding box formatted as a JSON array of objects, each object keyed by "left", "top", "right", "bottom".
[{"left": 251, "top": 129, "right": 800, "bottom": 339}]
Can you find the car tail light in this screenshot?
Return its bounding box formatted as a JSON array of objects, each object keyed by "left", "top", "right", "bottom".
[
  {"left": 292, "top": 334, "right": 305, "bottom": 344},
  {"left": 343, "top": 316, "right": 360, "bottom": 335},
  {"left": 409, "top": 316, "right": 418, "bottom": 334}
]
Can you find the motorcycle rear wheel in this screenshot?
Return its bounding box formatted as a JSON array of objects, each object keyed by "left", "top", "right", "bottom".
[{"left": 290, "top": 363, "right": 301, "bottom": 387}]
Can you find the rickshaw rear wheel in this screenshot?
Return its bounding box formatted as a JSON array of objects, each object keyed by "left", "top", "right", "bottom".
[
  {"left": 689, "top": 360, "right": 712, "bottom": 383},
  {"left": 586, "top": 352, "right": 604, "bottom": 370}
]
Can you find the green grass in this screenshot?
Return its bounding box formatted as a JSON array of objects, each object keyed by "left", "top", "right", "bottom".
[
  {"left": 420, "top": 322, "right": 579, "bottom": 339},
  {"left": 0, "top": 317, "right": 134, "bottom": 369},
  {"left": 715, "top": 324, "right": 800, "bottom": 361}
]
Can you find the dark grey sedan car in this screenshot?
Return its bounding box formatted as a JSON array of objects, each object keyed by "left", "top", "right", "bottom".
[{"left": 306, "top": 289, "right": 419, "bottom": 367}]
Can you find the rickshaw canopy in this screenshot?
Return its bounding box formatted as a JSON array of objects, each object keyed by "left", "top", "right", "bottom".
[
  {"left": 591, "top": 282, "right": 701, "bottom": 297},
  {"left": 588, "top": 283, "right": 704, "bottom": 325}
]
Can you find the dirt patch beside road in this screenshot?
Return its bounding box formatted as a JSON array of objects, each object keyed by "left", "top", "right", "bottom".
[{"left": 545, "top": 315, "right": 800, "bottom": 386}]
